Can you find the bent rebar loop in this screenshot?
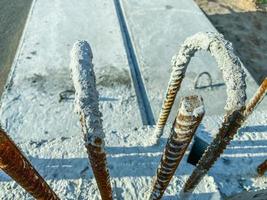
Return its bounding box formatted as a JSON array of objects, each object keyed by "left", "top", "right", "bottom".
[{"left": 154, "top": 32, "right": 247, "bottom": 140}]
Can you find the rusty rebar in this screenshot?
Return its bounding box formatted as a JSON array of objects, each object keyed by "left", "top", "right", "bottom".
[
  {"left": 154, "top": 70, "right": 184, "bottom": 139},
  {"left": 257, "top": 160, "right": 267, "bottom": 176},
  {"left": 243, "top": 77, "right": 267, "bottom": 117},
  {"left": 181, "top": 77, "right": 267, "bottom": 198},
  {"left": 154, "top": 32, "right": 246, "bottom": 142},
  {"left": 86, "top": 139, "right": 112, "bottom": 199},
  {"left": 80, "top": 113, "right": 112, "bottom": 200},
  {"left": 181, "top": 109, "right": 245, "bottom": 198},
  {"left": 70, "top": 40, "right": 113, "bottom": 200},
  {"left": 0, "top": 128, "right": 59, "bottom": 200},
  {"left": 149, "top": 95, "right": 205, "bottom": 200}
]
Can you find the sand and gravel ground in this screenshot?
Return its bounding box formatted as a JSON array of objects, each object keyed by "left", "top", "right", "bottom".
[{"left": 195, "top": 0, "right": 267, "bottom": 84}]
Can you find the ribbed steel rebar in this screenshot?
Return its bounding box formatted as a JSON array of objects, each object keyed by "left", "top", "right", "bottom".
[
  {"left": 87, "top": 143, "right": 112, "bottom": 199},
  {"left": 154, "top": 68, "right": 184, "bottom": 138},
  {"left": 181, "top": 109, "right": 245, "bottom": 197},
  {"left": 0, "top": 128, "right": 59, "bottom": 200},
  {"left": 79, "top": 115, "right": 113, "bottom": 200},
  {"left": 149, "top": 95, "right": 205, "bottom": 200},
  {"left": 182, "top": 77, "right": 267, "bottom": 198},
  {"left": 70, "top": 41, "right": 112, "bottom": 200},
  {"left": 154, "top": 32, "right": 246, "bottom": 142}
]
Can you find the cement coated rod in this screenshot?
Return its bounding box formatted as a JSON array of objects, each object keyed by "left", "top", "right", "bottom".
[
  {"left": 70, "top": 41, "right": 113, "bottom": 200},
  {"left": 181, "top": 77, "right": 267, "bottom": 198},
  {"left": 154, "top": 32, "right": 246, "bottom": 143},
  {"left": 181, "top": 109, "right": 245, "bottom": 199},
  {"left": 0, "top": 128, "right": 59, "bottom": 200},
  {"left": 149, "top": 95, "right": 205, "bottom": 200}
]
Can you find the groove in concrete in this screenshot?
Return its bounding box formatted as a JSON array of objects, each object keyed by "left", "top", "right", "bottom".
[{"left": 113, "top": 0, "right": 155, "bottom": 125}]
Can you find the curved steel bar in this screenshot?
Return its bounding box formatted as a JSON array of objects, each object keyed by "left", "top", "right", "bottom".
[{"left": 154, "top": 32, "right": 247, "bottom": 141}]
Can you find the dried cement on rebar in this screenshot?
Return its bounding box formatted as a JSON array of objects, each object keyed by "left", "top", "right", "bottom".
[
  {"left": 171, "top": 32, "right": 247, "bottom": 111},
  {"left": 70, "top": 40, "right": 105, "bottom": 147},
  {"left": 155, "top": 32, "right": 247, "bottom": 139}
]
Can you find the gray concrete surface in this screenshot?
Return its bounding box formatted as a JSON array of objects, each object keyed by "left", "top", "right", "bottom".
[
  {"left": 120, "top": 0, "right": 266, "bottom": 124},
  {"left": 0, "top": 0, "right": 266, "bottom": 199},
  {"left": 0, "top": 0, "right": 142, "bottom": 142}
]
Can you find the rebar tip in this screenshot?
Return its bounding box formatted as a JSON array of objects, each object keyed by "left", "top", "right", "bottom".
[
  {"left": 70, "top": 40, "right": 105, "bottom": 142},
  {"left": 179, "top": 95, "right": 205, "bottom": 117}
]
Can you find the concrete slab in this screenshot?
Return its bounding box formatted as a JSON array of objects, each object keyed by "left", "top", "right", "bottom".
[
  {"left": 0, "top": 0, "right": 142, "bottom": 142},
  {"left": 0, "top": 126, "right": 221, "bottom": 199},
  {"left": 120, "top": 0, "right": 267, "bottom": 124},
  {"left": 0, "top": 0, "right": 266, "bottom": 199},
  {"left": 1, "top": 111, "right": 266, "bottom": 199}
]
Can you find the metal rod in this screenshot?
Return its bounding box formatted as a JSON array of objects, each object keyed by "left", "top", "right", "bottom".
[
  {"left": 181, "top": 77, "right": 267, "bottom": 198},
  {"left": 154, "top": 32, "right": 246, "bottom": 143},
  {"left": 149, "top": 95, "right": 205, "bottom": 200},
  {"left": 70, "top": 41, "right": 113, "bottom": 200},
  {"left": 0, "top": 128, "right": 59, "bottom": 200},
  {"left": 181, "top": 109, "right": 245, "bottom": 198},
  {"left": 243, "top": 77, "right": 267, "bottom": 117}
]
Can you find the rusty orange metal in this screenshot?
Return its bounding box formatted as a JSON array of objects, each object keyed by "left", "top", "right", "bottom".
[{"left": 0, "top": 128, "right": 59, "bottom": 200}]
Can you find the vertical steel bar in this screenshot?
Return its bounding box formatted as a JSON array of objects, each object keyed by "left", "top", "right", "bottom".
[
  {"left": 182, "top": 77, "right": 267, "bottom": 198},
  {"left": 149, "top": 95, "right": 205, "bottom": 200},
  {"left": 0, "top": 128, "right": 59, "bottom": 200},
  {"left": 70, "top": 41, "right": 112, "bottom": 200}
]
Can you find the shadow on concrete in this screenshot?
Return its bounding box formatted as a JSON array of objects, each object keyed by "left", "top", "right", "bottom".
[
  {"left": 239, "top": 125, "right": 267, "bottom": 133},
  {"left": 0, "top": 125, "right": 266, "bottom": 182}
]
